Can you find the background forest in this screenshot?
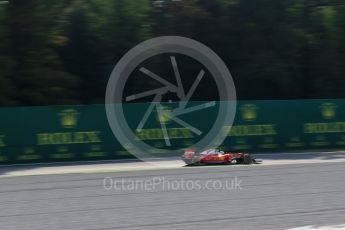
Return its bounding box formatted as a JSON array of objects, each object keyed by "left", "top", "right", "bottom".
[{"left": 0, "top": 0, "right": 345, "bottom": 106}]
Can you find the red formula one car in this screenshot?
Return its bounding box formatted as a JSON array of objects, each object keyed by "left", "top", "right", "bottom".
[{"left": 182, "top": 149, "right": 262, "bottom": 166}]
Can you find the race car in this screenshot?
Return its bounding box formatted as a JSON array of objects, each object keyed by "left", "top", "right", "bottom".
[{"left": 182, "top": 149, "right": 262, "bottom": 166}]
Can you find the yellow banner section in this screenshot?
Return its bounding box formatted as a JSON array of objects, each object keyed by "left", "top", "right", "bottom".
[
  {"left": 226, "top": 124, "right": 277, "bottom": 136},
  {"left": 304, "top": 122, "right": 345, "bottom": 134},
  {"left": 37, "top": 131, "right": 102, "bottom": 145},
  {"left": 135, "top": 128, "right": 194, "bottom": 140}
]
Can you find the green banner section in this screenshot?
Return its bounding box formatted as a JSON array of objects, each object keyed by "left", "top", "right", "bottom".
[
  {"left": 0, "top": 105, "right": 132, "bottom": 164},
  {"left": 0, "top": 99, "right": 344, "bottom": 164},
  {"left": 227, "top": 100, "right": 345, "bottom": 152}
]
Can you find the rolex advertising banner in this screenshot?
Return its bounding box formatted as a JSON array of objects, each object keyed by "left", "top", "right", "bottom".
[
  {"left": 227, "top": 100, "right": 345, "bottom": 151},
  {"left": 0, "top": 105, "right": 133, "bottom": 164},
  {"left": 0, "top": 99, "right": 344, "bottom": 164}
]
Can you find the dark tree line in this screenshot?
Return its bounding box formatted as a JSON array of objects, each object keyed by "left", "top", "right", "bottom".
[{"left": 0, "top": 0, "right": 344, "bottom": 106}]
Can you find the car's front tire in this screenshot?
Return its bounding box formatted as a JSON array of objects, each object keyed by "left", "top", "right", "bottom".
[{"left": 243, "top": 154, "right": 253, "bottom": 165}]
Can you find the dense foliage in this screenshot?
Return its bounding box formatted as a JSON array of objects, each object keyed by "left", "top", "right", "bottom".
[{"left": 0, "top": 0, "right": 344, "bottom": 106}]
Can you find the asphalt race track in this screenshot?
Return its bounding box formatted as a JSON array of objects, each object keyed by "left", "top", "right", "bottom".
[{"left": 1, "top": 162, "right": 345, "bottom": 230}]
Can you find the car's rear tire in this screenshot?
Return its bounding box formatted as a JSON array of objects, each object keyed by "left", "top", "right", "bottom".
[{"left": 243, "top": 154, "right": 253, "bottom": 165}]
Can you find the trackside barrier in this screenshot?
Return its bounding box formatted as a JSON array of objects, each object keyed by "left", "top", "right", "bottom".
[{"left": 0, "top": 99, "right": 344, "bottom": 164}]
